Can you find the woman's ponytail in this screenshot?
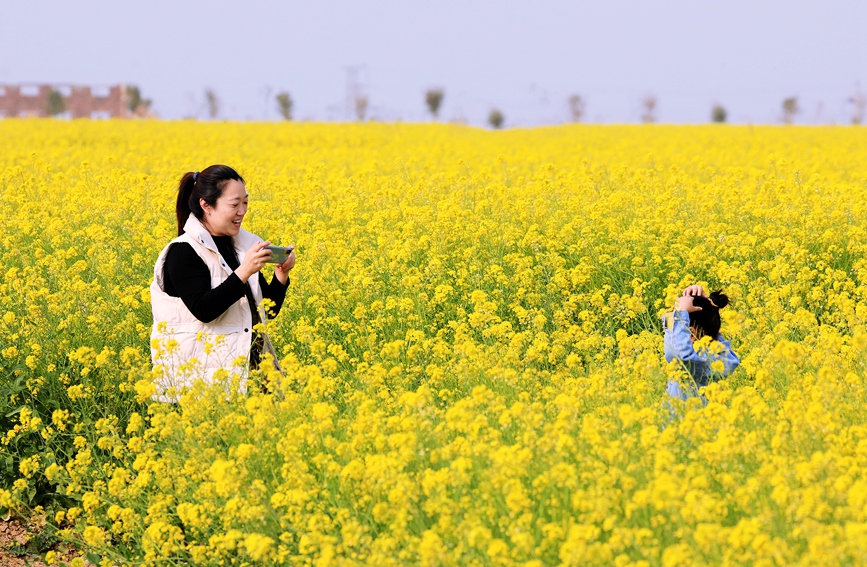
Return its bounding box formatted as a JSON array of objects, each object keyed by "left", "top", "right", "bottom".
[
  {"left": 709, "top": 290, "right": 729, "bottom": 309},
  {"left": 176, "top": 172, "right": 198, "bottom": 236}
]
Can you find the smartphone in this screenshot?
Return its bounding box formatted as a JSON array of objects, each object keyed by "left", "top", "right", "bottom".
[{"left": 264, "top": 245, "right": 295, "bottom": 264}]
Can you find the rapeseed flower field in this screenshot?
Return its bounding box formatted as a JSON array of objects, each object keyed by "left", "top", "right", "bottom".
[{"left": 1, "top": 120, "right": 867, "bottom": 566}]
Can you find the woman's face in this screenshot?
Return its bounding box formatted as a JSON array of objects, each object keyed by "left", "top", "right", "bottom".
[{"left": 202, "top": 180, "right": 248, "bottom": 237}]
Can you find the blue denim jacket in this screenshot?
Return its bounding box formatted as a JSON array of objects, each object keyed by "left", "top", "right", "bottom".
[{"left": 662, "top": 310, "right": 740, "bottom": 387}]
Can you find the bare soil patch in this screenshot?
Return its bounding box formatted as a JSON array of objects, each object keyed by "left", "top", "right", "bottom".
[
  {"left": 0, "top": 516, "right": 82, "bottom": 567},
  {"left": 0, "top": 517, "right": 47, "bottom": 566}
]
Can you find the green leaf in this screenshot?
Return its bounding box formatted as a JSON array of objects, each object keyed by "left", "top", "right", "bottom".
[{"left": 5, "top": 406, "right": 24, "bottom": 418}]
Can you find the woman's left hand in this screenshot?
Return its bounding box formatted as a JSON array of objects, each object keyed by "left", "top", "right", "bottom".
[
  {"left": 274, "top": 248, "right": 296, "bottom": 285},
  {"left": 682, "top": 284, "right": 706, "bottom": 298},
  {"left": 675, "top": 294, "right": 703, "bottom": 313}
]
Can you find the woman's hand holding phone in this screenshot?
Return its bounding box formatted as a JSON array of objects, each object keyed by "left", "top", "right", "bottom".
[
  {"left": 273, "top": 245, "right": 296, "bottom": 285},
  {"left": 236, "top": 241, "right": 274, "bottom": 283}
]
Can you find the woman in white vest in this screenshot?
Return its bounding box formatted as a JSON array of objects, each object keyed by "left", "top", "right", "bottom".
[{"left": 150, "top": 165, "right": 295, "bottom": 401}]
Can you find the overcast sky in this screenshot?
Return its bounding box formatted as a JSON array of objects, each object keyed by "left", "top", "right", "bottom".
[{"left": 1, "top": 0, "right": 865, "bottom": 125}]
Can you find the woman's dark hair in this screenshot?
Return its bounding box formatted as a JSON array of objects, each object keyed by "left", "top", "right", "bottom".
[
  {"left": 689, "top": 290, "right": 730, "bottom": 340},
  {"left": 176, "top": 165, "right": 245, "bottom": 235}
]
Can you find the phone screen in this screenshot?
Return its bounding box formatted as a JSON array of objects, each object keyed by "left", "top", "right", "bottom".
[{"left": 264, "top": 245, "right": 294, "bottom": 263}]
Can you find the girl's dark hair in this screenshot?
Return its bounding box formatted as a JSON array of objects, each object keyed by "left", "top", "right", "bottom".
[
  {"left": 689, "top": 290, "right": 730, "bottom": 340},
  {"left": 176, "top": 165, "right": 245, "bottom": 235}
]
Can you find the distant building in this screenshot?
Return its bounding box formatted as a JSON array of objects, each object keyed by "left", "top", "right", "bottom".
[{"left": 0, "top": 83, "right": 133, "bottom": 119}]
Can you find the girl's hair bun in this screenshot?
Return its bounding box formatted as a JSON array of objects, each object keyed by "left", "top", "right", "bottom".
[{"left": 709, "top": 290, "right": 729, "bottom": 309}]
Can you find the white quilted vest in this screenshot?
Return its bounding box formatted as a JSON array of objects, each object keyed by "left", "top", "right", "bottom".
[{"left": 150, "top": 214, "right": 267, "bottom": 400}]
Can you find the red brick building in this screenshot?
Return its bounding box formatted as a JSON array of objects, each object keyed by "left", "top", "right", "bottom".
[{"left": 0, "top": 84, "right": 130, "bottom": 118}]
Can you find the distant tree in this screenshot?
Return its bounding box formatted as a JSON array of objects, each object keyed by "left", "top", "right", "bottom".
[
  {"left": 276, "top": 92, "right": 293, "bottom": 121},
  {"left": 849, "top": 88, "right": 866, "bottom": 125},
  {"left": 641, "top": 94, "right": 657, "bottom": 124},
  {"left": 205, "top": 88, "right": 220, "bottom": 120},
  {"left": 126, "top": 85, "right": 152, "bottom": 116},
  {"left": 488, "top": 108, "right": 504, "bottom": 129},
  {"left": 46, "top": 90, "right": 65, "bottom": 117},
  {"left": 568, "top": 94, "right": 585, "bottom": 122},
  {"left": 781, "top": 97, "right": 799, "bottom": 124},
  {"left": 354, "top": 94, "right": 368, "bottom": 121},
  {"left": 425, "top": 88, "right": 444, "bottom": 120},
  {"left": 711, "top": 104, "right": 728, "bottom": 123}
]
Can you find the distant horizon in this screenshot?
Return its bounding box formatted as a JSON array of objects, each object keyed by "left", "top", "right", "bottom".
[
  {"left": 2, "top": 80, "right": 864, "bottom": 127},
  {"left": 5, "top": 115, "right": 866, "bottom": 129}
]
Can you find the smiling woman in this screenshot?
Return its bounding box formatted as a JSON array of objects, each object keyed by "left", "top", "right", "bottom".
[{"left": 149, "top": 164, "right": 296, "bottom": 401}]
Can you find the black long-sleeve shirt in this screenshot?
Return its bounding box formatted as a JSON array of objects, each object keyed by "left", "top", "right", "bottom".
[{"left": 163, "top": 235, "right": 288, "bottom": 323}]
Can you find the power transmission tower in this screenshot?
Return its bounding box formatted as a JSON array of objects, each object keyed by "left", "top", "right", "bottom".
[{"left": 343, "top": 65, "right": 366, "bottom": 121}]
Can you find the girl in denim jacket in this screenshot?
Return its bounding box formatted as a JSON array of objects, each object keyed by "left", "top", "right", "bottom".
[{"left": 662, "top": 285, "right": 740, "bottom": 401}]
